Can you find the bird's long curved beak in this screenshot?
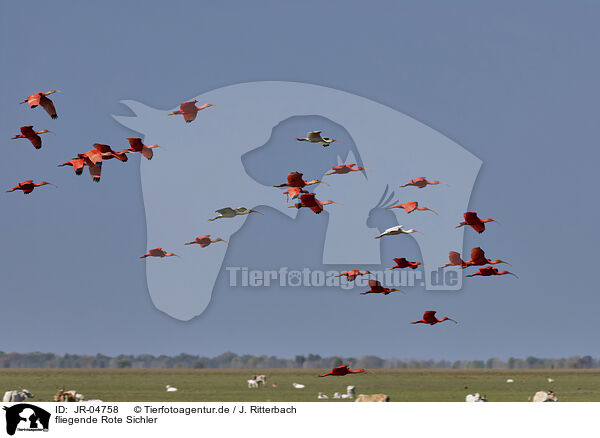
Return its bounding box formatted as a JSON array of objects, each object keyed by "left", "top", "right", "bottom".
[
  {"left": 47, "top": 130, "right": 56, "bottom": 134},
  {"left": 393, "top": 289, "right": 407, "bottom": 295},
  {"left": 249, "top": 210, "right": 264, "bottom": 215},
  {"left": 415, "top": 230, "right": 424, "bottom": 234},
  {"left": 317, "top": 180, "right": 330, "bottom": 186},
  {"left": 500, "top": 261, "right": 512, "bottom": 267},
  {"left": 48, "top": 183, "right": 58, "bottom": 188},
  {"left": 491, "top": 219, "right": 500, "bottom": 224},
  {"left": 427, "top": 208, "right": 439, "bottom": 215},
  {"left": 331, "top": 201, "right": 343, "bottom": 205},
  {"left": 507, "top": 272, "right": 519, "bottom": 278},
  {"left": 448, "top": 318, "right": 458, "bottom": 324}
]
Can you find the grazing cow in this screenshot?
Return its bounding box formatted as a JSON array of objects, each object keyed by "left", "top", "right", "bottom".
[
  {"left": 532, "top": 391, "right": 557, "bottom": 402},
  {"left": 2, "top": 389, "right": 34, "bottom": 402},
  {"left": 465, "top": 393, "right": 488, "bottom": 402},
  {"left": 247, "top": 380, "right": 259, "bottom": 389},
  {"left": 255, "top": 375, "right": 267, "bottom": 386},
  {"left": 355, "top": 394, "right": 390, "bottom": 402}
]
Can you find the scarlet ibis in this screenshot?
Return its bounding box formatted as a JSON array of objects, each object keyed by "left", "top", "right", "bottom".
[
  {"left": 326, "top": 164, "right": 366, "bottom": 175},
  {"left": 6, "top": 180, "right": 57, "bottom": 194},
  {"left": 126, "top": 138, "right": 163, "bottom": 160},
  {"left": 58, "top": 157, "right": 85, "bottom": 175},
  {"left": 289, "top": 193, "right": 339, "bottom": 214},
  {"left": 140, "top": 248, "right": 179, "bottom": 258},
  {"left": 375, "top": 225, "right": 422, "bottom": 239},
  {"left": 360, "top": 279, "right": 405, "bottom": 295},
  {"left": 184, "top": 235, "right": 227, "bottom": 248},
  {"left": 400, "top": 177, "right": 447, "bottom": 189},
  {"left": 411, "top": 311, "right": 457, "bottom": 325},
  {"left": 208, "top": 207, "right": 263, "bottom": 221},
  {"left": 296, "top": 130, "right": 340, "bottom": 147},
  {"left": 319, "top": 365, "right": 369, "bottom": 377},
  {"left": 274, "top": 172, "right": 327, "bottom": 199},
  {"left": 11, "top": 126, "right": 54, "bottom": 149},
  {"left": 168, "top": 100, "right": 215, "bottom": 123},
  {"left": 77, "top": 150, "right": 103, "bottom": 182},
  {"left": 465, "top": 247, "right": 511, "bottom": 267},
  {"left": 389, "top": 258, "right": 422, "bottom": 270},
  {"left": 387, "top": 201, "right": 438, "bottom": 215},
  {"left": 442, "top": 251, "right": 468, "bottom": 268},
  {"left": 466, "top": 266, "right": 518, "bottom": 278},
  {"left": 456, "top": 212, "right": 497, "bottom": 234},
  {"left": 20, "top": 90, "right": 62, "bottom": 119},
  {"left": 336, "top": 270, "right": 372, "bottom": 281},
  {"left": 92, "top": 144, "right": 128, "bottom": 162}
]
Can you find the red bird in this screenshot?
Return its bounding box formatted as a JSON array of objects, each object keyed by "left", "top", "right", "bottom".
[
  {"left": 465, "top": 247, "right": 511, "bottom": 267},
  {"left": 184, "top": 235, "right": 227, "bottom": 248},
  {"left": 442, "top": 251, "right": 468, "bottom": 268},
  {"left": 319, "top": 365, "right": 369, "bottom": 377},
  {"left": 466, "top": 266, "right": 518, "bottom": 278},
  {"left": 58, "top": 157, "right": 86, "bottom": 175},
  {"left": 456, "top": 212, "right": 497, "bottom": 234},
  {"left": 168, "top": 100, "right": 215, "bottom": 123},
  {"left": 274, "top": 172, "right": 327, "bottom": 199},
  {"left": 92, "top": 143, "right": 128, "bottom": 162},
  {"left": 400, "top": 177, "right": 447, "bottom": 189},
  {"left": 360, "top": 280, "right": 405, "bottom": 295},
  {"left": 12, "top": 126, "right": 54, "bottom": 149},
  {"left": 387, "top": 201, "right": 437, "bottom": 215},
  {"left": 326, "top": 163, "right": 366, "bottom": 175},
  {"left": 411, "top": 311, "right": 457, "bottom": 325},
  {"left": 6, "top": 180, "right": 57, "bottom": 194},
  {"left": 140, "top": 248, "right": 179, "bottom": 258},
  {"left": 289, "top": 193, "right": 338, "bottom": 214},
  {"left": 389, "top": 258, "right": 422, "bottom": 270},
  {"left": 20, "top": 90, "right": 62, "bottom": 119},
  {"left": 335, "top": 270, "right": 372, "bottom": 281},
  {"left": 126, "top": 138, "right": 162, "bottom": 160},
  {"left": 76, "top": 150, "right": 103, "bottom": 182}
]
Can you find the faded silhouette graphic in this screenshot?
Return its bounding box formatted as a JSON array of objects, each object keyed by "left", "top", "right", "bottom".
[{"left": 113, "top": 81, "right": 481, "bottom": 321}]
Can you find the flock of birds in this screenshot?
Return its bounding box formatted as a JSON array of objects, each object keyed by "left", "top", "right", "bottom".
[{"left": 9, "top": 92, "right": 516, "bottom": 342}]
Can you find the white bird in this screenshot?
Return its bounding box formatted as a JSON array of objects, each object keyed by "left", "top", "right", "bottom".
[
  {"left": 374, "top": 225, "right": 423, "bottom": 239},
  {"left": 208, "top": 207, "right": 264, "bottom": 221},
  {"left": 317, "top": 392, "right": 328, "bottom": 399},
  {"left": 506, "top": 379, "right": 514, "bottom": 383},
  {"left": 292, "top": 383, "right": 305, "bottom": 389},
  {"left": 297, "top": 130, "right": 341, "bottom": 147},
  {"left": 165, "top": 385, "right": 178, "bottom": 392},
  {"left": 547, "top": 378, "right": 554, "bottom": 383}
]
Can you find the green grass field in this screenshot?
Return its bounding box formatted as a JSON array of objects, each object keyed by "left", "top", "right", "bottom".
[{"left": 1, "top": 369, "right": 599, "bottom": 402}]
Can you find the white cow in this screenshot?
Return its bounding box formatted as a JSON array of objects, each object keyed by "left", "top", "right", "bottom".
[
  {"left": 3, "top": 389, "right": 34, "bottom": 402},
  {"left": 532, "top": 391, "right": 557, "bottom": 402},
  {"left": 465, "top": 393, "right": 488, "bottom": 402},
  {"left": 247, "top": 380, "right": 259, "bottom": 389}
]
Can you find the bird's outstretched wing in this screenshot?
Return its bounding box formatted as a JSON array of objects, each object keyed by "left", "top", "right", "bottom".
[
  {"left": 423, "top": 311, "right": 436, "bottom": 321},
  {"left": 127, "top": 138, "right": 144, "bottom": 151},
  {"left": 287, "top": 172, "right": 304, "bottom": 187},
  {"left": 470, "top": 247, "right": 486, "bottom": 263},
  {"left": 215, "top": 207, "right": 235, "bottom": 215},
  {"left": 448, "top": 251, "right": 464, "bottom": 266},
  {"left": 40, "top": 96, "right": 57, "bottom": 118},
  {"left": 464, "top": 212, "right": 479, "bottom": 222},
  {"left": 307, "top": 131, "right": 322, "bottom": 141}
]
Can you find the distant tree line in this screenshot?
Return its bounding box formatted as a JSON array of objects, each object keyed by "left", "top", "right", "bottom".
[{"left": 0, "top": 352, "right": 598, "bottom": 369}]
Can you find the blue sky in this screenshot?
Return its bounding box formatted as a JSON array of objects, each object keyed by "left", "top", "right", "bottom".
[{"left": 1, "top": 1, "right": 599, "bottom": 360}]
